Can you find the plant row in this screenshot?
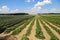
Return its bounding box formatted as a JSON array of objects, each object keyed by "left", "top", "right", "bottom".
[
  {"left": 41, "top": 16, "right": 60, "bottom": 27},
  {"left": 40, "top": 19, "right": 59, "bottom": 40},
  {"left": 35, "top": 18, "right": 45, "bottom": 39},
  {"left": 0, "top": 15, "right": 34, "bottom": 33},
  {"left": 45, "top": 20, "right": 60, "bottom": 34},
  {"left": 21, "top": 19, "right": 35, "bottom": 40},
  {"left": 11, "top": 17, "right": 33, "bottom": 35},
  {"left": 3, "top": 17, "right": 33, "bottom": 34},
  {"left": 40, "top": 16, "right": 60, "bottom": 34}
]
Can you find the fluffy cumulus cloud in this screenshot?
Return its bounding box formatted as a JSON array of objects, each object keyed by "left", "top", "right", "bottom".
[
  {"left": 0, "top": 6, "right": 20, "bottom": 13},
  {"left": 25, "top": 0, "right": 34, "bottom": 2},
  {"left": 23, "top": 7, "right": 41, "bottom": 14},
  {"left": 0, "top": 0, "right": 52, "bottom": 14},
  {"left": 35, "top": 0, "right": 51, "bottom": 7},
  {"left": 0, "top": 0, "right": 60, "bottom": 14},
  {"left": 26, "top": 0, "right": 52, "bottom": 14},
  {"left": 0, "top": 6, "right": 10, "bottom": 13}
]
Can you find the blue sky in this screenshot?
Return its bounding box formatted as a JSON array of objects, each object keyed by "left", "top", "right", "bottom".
[{"left": 0, "top": 0, "right": 60, "bottom": 14}]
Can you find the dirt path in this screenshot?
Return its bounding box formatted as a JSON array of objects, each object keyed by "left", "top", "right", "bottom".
[
  {"left": 28, "top": 20, "right": 40, "bottom": 40},
  {"left": 39, "top": 20, "right": 50, "bottom": 40},
  {"left": 15, "top": 20, "right": 33, "bottom": 40},
  {"left": 0, "top": 34, "right": 8, "bottom": 37},
  {"left": 42, "top": 20, "right": 60, "bottom": 40},
  {"left": 46, "top": 21, "right": 60, "bottom": 30}
]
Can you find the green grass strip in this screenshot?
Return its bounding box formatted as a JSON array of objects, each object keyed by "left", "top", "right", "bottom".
[
  {"left": 45, "top": 21, "right": 60, "bottom": 34},
  {"left": 21, "top": 35, "right": 29, "bottom": 40},
  {"left": 40, "top": 19, "right": 59, "bottom": 40},
  {"left": 40, "top": 16, "right": 60, "bottom": 34},
  {"left": 3, "top": 19, "right": 28, "bottom": 34},
  {"left": 11, "top": 18, "right": 33, "bottom": 35},
  {"left": 35, "top": 18, "right": 45, "bottom": 39}
]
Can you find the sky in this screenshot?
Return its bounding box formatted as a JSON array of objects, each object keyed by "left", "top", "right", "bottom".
[{"left": 0, "top": 0, "right": 60, "bottom": 14}]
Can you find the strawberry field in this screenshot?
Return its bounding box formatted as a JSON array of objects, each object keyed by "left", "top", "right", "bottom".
[{"left": 0, "top": 14, "right": 60, "bottom": 40}]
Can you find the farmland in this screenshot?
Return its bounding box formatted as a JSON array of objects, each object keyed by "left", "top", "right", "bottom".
[{"left": 0, "top": 14, "right": 60, "bottom": 40}]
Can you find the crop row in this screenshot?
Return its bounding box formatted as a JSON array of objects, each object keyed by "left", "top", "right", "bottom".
[
  {"left": 40, "top": 19, "right": 59, "bottom": 40},
  {"left": 35, "top": 18, "right": 45, "bottom": 39},
  {"left": 40, "top": 16, "right": 60, "bottom": 34},
  {"left": 41, "top": 16, "right": 60, "bottom": 27},
  {"left": 42, "top": 17, "right": 60, "bottom": 34},
  {"left": 21, "top": 18, "right": 35, "bottom": 40},
  {"left": 11, "top": 17, "right": 33, "bottom": 35},
  {"left": 45, "top": 20, "right": 60, "bottom": 34},
  {"left": 0, "top": 15, "right": 34, "bottom": 33},
  {"left": 3, "top": 17, "right": 33, "bottom": 34}
]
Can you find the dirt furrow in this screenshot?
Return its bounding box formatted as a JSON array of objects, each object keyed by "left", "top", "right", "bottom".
[
  {"left": 39, "top": 20, "right": 50, "bottom": 40},
  {"left": 42, "top": 20, "right": 60, "bottom": 40},
  {"left": 15, "top": 20, "right": 33, "bottom": 40},
  {"left": 46, "top": 21, "right": 60, "bottom": 29},
  {"left": 28, "top": 20, "right": 40, "bottom": 40}
]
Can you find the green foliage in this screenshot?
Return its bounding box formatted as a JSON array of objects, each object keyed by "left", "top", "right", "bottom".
[
  {"left": 35, "top": 19, "right": 45, "bottom": 39},
  {"left": 0, "top": 15, "right": 34, "bottom": 33},
  {"left": 45, "top": 21, "right": 60, "bottom": 34},
  {"left": 21, "top": 35, "right": 29, "bottom": 40},
  {"left": 41, "top": 16, "right": 60, "bottom": 27},
  {"left": 11, "top": 18, "right": 33, "bottom": 35},
  {"left": 4, "top": 20, "right": 26, "bottom": 34},
  {"left": 41, "top": 16, "right": 60, "bottom": 34},
  {"left": 40, "top": 20, "right": 59, "bottom": 40}
]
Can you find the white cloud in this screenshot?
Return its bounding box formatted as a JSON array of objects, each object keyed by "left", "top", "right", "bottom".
[
  {"left": 23, "top": 7, "right": 41, "bottom": 14},
  {"left": 10, "top": 9, "right": 20, "bottom": 13},
  {"left": 30, "top": 7, "right": 41, "bottom": 13},
  {"left": 0, "top": 6, "right": 10, "bottom": 13},
  {"left": 27, "top": 0, "right": 51, "bottom": 13},
  {"left": 35, "top": 0, "right": 51, "bottom": 7},
  {"left": 25, "top": 0, "right": 34, "bottom": 2},
  {"left": 26, "top": 0, "right": 51, "bottom": 14},
  {"left": 0, "top": 6, "right": 20, "bottom": 13},
  {"left": 43, "top": 0, "right": 51, "bottom": 4},
  {"left": 0, "top": 0, "right": 52, "bottom": 14}
]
